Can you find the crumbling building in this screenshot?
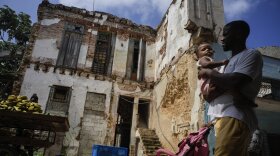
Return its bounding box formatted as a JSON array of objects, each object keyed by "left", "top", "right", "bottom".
[{"left": 16, "top": 0, "right": 225, "bottom": 155}]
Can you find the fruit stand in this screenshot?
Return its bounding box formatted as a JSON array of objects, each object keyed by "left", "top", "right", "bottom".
[{"left": 0, "top": 95, "right": 69, "bottom": 156}]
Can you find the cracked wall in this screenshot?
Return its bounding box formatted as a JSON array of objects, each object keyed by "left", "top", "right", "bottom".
[
  {"left": 17, "top": 1, "right": 156, "bottom": 156},
  {"left": 15, "top": 0, "right": 226, "bottom": 155},
  {"left": 150, "top": 0, "right": 224, "bottom": 152}
]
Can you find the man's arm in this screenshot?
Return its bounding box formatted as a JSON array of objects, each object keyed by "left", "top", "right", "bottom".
[
  {"left": 199, "top": 57, "right": 228, "bottom": 69},
  {"left": 198, "top": 68, "right": 252, "bottom": 90}
]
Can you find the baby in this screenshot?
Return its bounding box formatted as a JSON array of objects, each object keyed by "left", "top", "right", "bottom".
[{"left": 196, "top": 43, "right": 257, "bottom": 107}]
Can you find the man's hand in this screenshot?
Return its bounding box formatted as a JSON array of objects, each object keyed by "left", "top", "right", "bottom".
[{"left": 198, "top": 68, "right": 213, "bottom": 79}]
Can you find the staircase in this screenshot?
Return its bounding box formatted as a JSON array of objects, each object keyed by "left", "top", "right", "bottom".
[{"left": 138, "top": 128, "right": 163, "bottom": 156}]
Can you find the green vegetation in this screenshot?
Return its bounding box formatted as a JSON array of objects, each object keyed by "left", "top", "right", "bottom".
[{"left": 0, "top": 5, "right": 32, "bottom": 99}]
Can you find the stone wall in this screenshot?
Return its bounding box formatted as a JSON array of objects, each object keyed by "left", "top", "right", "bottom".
[{"left": 149, "top": 0, "right": 224, "bottom": 152}]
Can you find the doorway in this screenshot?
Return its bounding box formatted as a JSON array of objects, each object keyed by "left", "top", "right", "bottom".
[
  {"left": 114, "top": 96, "right": 134, "bottom": 149},
  {"left": 137, "top": 99, "right": 149, "bottom": 128}
]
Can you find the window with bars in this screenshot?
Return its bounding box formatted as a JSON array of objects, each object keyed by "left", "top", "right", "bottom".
[
  {"left": 92, "top": 32, "right": 112, "bottom": 75},
  {"left": 56, "top": 23, "right": 84, "bottom": 69},
  {"left": 45, "top": 85, "right": 72, "bottom": 116}
]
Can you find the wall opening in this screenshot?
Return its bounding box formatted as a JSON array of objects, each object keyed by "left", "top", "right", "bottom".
[
  {"left": 126, "top": 39, "right": 146, "bottom": 81},
  {"left": 92, "top": 32, "right": 112, "bottom": 75},
  {"left": 137, "top": 99, "right": 150, "bottom": 128},
  {"left": 45, "top": 85, "right": 71, "bottom": 116},
  {"left": 114, "top": 96, "right": 134, "bottom": 149}
]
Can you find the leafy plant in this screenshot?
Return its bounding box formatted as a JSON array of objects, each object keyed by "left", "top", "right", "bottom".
[{"left": 0, "top": 5, "right": 32, "bottom": 98}]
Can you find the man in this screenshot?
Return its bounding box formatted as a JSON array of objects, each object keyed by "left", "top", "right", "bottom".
[{"left": 198, "top": 20, "right": 263, "bottom": 156}]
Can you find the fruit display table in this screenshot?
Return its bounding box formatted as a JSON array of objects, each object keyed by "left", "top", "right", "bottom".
[{"left": 0, "top": 110, "right": 69, "bottom": 155}]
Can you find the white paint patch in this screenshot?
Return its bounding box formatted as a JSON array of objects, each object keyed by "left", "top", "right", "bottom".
[
  {"left": 111, "top": 36, "right": 129, "bottom": 77},
  {"left": 99, "top": 15, "right": 108, "bottom": 25},
  {"left": 32, "top": 39, "right": 59, "bottom": 59},
  {"left": 145, "top": 43, "right": 156, "bottom": 81},
  {"left": 92, "top": 30, "right": 98, "bottom": 35},
  {"left": 78, "top": 45, "right": 88, "bottom": 66},
  {"left": 41, "top": 18, "right": 61, "bottom": 26}
]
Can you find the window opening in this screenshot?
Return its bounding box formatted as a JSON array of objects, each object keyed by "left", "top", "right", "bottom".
[{"left": 92, "top": 32, "right": 112, "bottom": 75}]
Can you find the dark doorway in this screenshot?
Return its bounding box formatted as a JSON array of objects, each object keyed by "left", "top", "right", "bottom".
[
  {"left": 137, "top": 99, "right": 149, "bottom": 128},
  {"left": 114, "top": 96, "right": 134, "bottom": 149}
]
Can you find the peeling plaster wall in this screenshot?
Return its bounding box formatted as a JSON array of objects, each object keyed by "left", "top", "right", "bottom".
[
  {"left": 16, "top": 2, "right": 157, "bottom": 155},
  {"left": 150, "top": 0, "right": 224, "bottom": 151},
  {"left": 15, "top": 0, "right": 227, "bottom": 155},
  {"left": 111, "top": 34, "right": 129, "bottom": 77},
  {"left": 151, "top": 52, "right": 198, "bottom": 150},
  {"left": 155, "top": 0, "right": 224, "bottom": 79},
  {"left": 41, "top": 18, "right": 61, "bottom": 26},
  {"left": 32, "top": 39, "right": 59, "bottom": 60},
  {"left": 145, "top": 42, "right": 156, "bottom": 82},
  {"left": 156, "top": 0, "right": 191, "bottom": 78},
  {"left": 20, "top": 65, "right": 112, "bottom": 154}
]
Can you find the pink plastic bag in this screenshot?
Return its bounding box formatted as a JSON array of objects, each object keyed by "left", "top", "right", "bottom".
[{"left": 156, "top": 127, "right": 210, "bottom": 156}]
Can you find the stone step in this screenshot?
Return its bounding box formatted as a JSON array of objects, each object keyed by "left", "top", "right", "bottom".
[
  {"left": 141, "top": 135, "right": 160, "bottom": 140},
  {"left": 138, "top": 128, "right": 157, "bottom": 136},
  {"left": 142, "top": 138, "right": 161, "bottom": 143},
  {"left": 138, "top": 128, "right": 164, "bottom": 156},
  {"left": 143, "top": 144, "right": 161, "bottom": 149}
]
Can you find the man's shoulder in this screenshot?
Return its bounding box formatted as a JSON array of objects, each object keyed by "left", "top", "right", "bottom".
[
  {"left": 239, "top": 49, "right": 263, "bottom": 60},
  {"left": 245, "top": 48, "right": 262, "bottom": 56}
]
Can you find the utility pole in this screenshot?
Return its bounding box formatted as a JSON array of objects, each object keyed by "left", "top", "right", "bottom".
[{"left": 93, "top": 0, "right": 95, "bottom": 11}]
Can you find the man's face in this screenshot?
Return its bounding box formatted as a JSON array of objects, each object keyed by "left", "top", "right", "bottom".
[{"left": 221, "top": 25, "right": 234, "bottom": 51}]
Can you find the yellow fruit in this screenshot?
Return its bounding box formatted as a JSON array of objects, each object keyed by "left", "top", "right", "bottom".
[
  {"left": 17, "top": 95, "right": 28, "bottom": 100},
  {"left": 8, "top": 95, "right": 16, "bottom": 100},
  {"left": 22, "top": 100, "right": 29, "bottom": 103},
  {"left": 28, "top": 106, "right": 34, "bottom": 111},
  {"left": 1, "top": 105, "right": 7, "bottom": 108}
]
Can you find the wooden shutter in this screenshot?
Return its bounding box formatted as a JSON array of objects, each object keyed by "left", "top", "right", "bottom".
[
  {"left": 64, "top": 33, "right": 83, "bottom": 68},
  {"left": 56, "top": 23, "right": 84, "bottom": 69}
]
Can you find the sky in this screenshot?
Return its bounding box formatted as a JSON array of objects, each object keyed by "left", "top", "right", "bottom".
[{"left": 1, "top": 0, "right": 279, "bottom": 49}]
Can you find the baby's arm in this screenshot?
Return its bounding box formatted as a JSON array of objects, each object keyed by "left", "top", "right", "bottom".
[{"left": 199, "top": 57, "right": 228, "bottom": 69}]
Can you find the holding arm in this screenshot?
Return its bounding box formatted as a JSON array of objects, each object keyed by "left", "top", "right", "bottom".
[
  {"left": 199, "top": 69, "right": 251, "bottom": 90},
  {"left": 199, "top": 57, "right": 229, "bottom": 69}
]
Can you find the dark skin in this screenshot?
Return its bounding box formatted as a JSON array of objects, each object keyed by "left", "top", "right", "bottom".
[
  {"left": 198, "top": 24, "right": 257, "bottom": 107},
  {"left": 199, "top": 25, "right": 251, "bottom": 90}
]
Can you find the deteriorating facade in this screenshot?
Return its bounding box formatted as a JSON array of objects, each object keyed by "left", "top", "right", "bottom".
[{"left": 17, "top": 0, "right": 224, "bottom": 155}]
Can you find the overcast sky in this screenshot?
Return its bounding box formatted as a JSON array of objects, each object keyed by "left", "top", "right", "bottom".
[{"left": 1, "top": 0, "right": 279, "bottom": 48}]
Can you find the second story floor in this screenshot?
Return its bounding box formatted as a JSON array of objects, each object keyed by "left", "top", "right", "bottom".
[{"left": 26, "top": 1, "right": 157, "bottom": 83}]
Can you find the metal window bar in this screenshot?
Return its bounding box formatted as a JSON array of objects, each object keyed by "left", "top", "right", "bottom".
[
  {"left": 45, "top": 86, "right": 72, "bottom": 116},
  {"left": 92, "top": 32, "right": 111, "bottom": 75}
]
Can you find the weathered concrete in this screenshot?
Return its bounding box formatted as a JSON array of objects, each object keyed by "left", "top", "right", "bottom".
[{"left": 16, "top": 0, "right": 226, "bottom": 155}]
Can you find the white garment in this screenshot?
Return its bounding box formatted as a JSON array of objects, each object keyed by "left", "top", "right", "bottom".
[{"left": 207, "top": 49, "right": 263, "bottom": 131}]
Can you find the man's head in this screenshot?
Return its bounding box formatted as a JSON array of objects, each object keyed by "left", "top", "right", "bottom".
[
  {"left": 195, "top": 42, "right": 214, "bottom": 59},
  {"left": 221, "top": 20, "right": 250, "bottom": 51}
]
